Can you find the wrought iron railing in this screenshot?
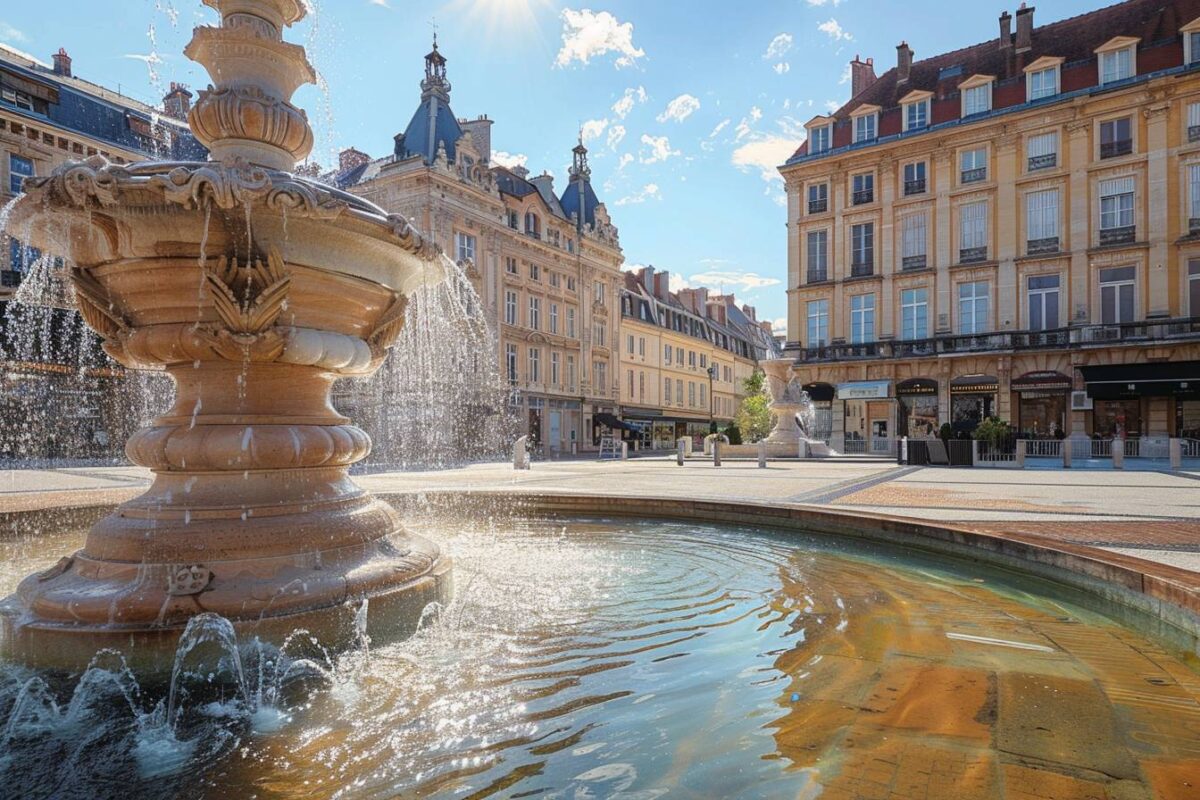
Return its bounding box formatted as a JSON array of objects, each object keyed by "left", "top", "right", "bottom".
[
  {"left": 1027, "top": 153, "right": 1056, "bottom": 171},
  {"left": 1098, "top": 225, "right": 1135, "bottom": 246},
  {"left": 1190, "top": 125, "right": 1200, "bottom": 143},
  {"left": 959, "top": 246, "right": 988, "bottom": 264},
  {"left": 852, "top": 189, "right": 874, "bottom": 205},
  {"left": 806, "top": 270, "right": 828, "bottom": 284},
  {"left": 1100, "top": 139, "right": 1133, "bottom": 158},
  {"left": 849, "top": 262, "right": 874, "bottom": 278},
  {"left": 961, "top": 167, "right": 986, "bottom": 184},
  {"left": 1026, "top": 237, "right": 1059, "bottom": 255},
  {"left": 902, "top": 255, "right": 927, "bottom": 270},
  {"left": 808, "top": 198, "right": 828, "bottom": 214},
  {"left": 903, "top": 178, "right": 926, "bottom": 195}
]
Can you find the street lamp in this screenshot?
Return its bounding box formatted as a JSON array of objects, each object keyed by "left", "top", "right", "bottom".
[{"left": 706, "top": 364, "right": 717, "bottom": 433}]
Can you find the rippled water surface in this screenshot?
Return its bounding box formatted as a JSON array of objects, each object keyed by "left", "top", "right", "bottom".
[{"left": 2, "top": 516, "right": 1199, "bottom": 799}]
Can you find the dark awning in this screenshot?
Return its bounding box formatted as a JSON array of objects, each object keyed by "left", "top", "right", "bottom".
[
  {"left": 802, "top": 382, "right": 835, "bottom": 402},
  {"left": 1081, "top": 361, "right": 1200, "bottom": 399},
  {"left": 1012, "top": 371, "right": 1072, "bottom": 392},
  {"left": 594, "top": 412, "right": 637, "bottom": 432},
  {"left": 950, "top": 375, "right": 998, "bottom": 394},
  {"left": 897, "top": 378, "right": 938, "bottom": 395}
]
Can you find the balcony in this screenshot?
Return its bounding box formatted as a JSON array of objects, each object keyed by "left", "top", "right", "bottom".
[
  {"left": 1190, "top": 218, "right": 1200, "bottom": 236},
  {"left": 958, "top": 246, "right": 988, "bottom": 264},
  {"left": 806, "top": 269, "right": 829, "bottom": 284},
  {"left": 808, "top": 198, "right": 828, "bottom": 214},
  {"left": 903, "top": 179, "right": 926, "bottom": 196},
  {"left": 960, "top": 167, "right": 986, "bottom": 184},
  {"left": 902, "top": 255, "right": 927, "bottom": 270},
  {"left": 850, "top": 261, "right": 874, "bottom": 278},
  {"left": 1027, "top": 153, "right": 1056, "bottom": 171},
  {"left": 1100, "top": 139, "right": 1132, "bottom": 159},
  {"left": 1190, "top": 125, "right": 1200, "bottom": 143},
  {"left": 1098, "top": 225, "right": 1136, "bottom": 246},
  {"left": 792, "top": 318, "right": 1200, "bottom": 363},
  {"left": 852, "top": 189, "right": 874, "bottom": 205},
  {"left": 1026, "top": 237, "right": 1059, "bottom": 256}
]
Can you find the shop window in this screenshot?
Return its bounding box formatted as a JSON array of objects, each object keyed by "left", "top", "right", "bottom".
[{"left": 1093, "top": 399, "right": 1141, "bottom": 438}]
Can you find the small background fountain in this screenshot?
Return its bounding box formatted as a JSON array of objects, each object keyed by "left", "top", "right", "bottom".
[
  {"left": 761, "top": 359, "right": 832, "bottom": 457},
  {"left": 0, "top": 0, "right": 455, "bottom": 669}
]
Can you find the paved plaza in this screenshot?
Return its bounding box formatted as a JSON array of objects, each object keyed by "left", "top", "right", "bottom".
[{"left": 3, "top": 457, "right": 1199, "bottom": 573}]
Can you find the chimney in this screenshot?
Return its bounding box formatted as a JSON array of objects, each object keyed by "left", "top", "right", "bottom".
[
  {"left": 512, "top": 165, "right": 530, "bottom": 179},
  {"left": 638, "top": 264, "right": 655, "bottom": 290},
  {"left": 162, "top": 82, "right": 192, "bottom": 121},
  {"left": 896, "top": 42, "right": 913, "bottom": 84},
  {"left": 1015, "top": 4, "right": 1034, "bottom": 52},
  {"left": 742, "top": 304, "right": 757, "bottom": 322},
  {"left": 530, "top": 173, "right": 555, "bottom": 194},
  {"left": 850, "top": 55, "right": 877, "bottom": 98},
  {"left": 338, "top": 147, "right": 370, "bottom": 174},
  {"left": 52, "top": 48, "right": 72, "bottom": 78},
  {"left": 654, "top": 271, "right": 671, "bottom": 300},
  {"left": 459, "top": 115, "right": 493, "bottom": 164},
  {"left": 999, "top": 11, "right": 1012, "bottom": 50}
]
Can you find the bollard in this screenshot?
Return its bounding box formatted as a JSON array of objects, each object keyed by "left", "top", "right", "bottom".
[
  {"left": 1015, "top": 439, "right": 1026, "bottom": 469},
  {"left": 1063, "top": 441, "right": 1072, "bottom": 469},
  {"left": 677, "top": 438, "right": 686, "bottom": 466},
  {"left": 713, "top": 441, "right": 722, "bottom": 467},
  {"left": 1170, "top": 437, "right": 1182, "bottom": 471},
  {"left": 620, "top": 441, "right": 629, "bottom": 461},
  {"left": 758, "top": 439, "right": 767, "bottom": 468},
  {"left": 900, "top": 436, "right": 908, "bottom": 465},
  {"left": 513, "top": 436, "right": 530, "bottom": 470},
  {"left": 1112, "top": 438, "right": 1124, "bottom": 469}
]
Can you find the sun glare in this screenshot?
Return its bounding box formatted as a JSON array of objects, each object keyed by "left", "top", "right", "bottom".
[{"left": 442, "top": 0, "right": 555, "bottom": 39}]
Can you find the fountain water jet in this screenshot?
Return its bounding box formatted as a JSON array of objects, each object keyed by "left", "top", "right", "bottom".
[
  {"left": 761, "top": 359, "right": 831, "bottom": 457},
  {"left": 0, "top": 0, "right": 451, "bottom": 669}
]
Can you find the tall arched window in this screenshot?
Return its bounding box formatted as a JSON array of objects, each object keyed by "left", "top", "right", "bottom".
[{"left": 524, "top": 212, "right": 540, "bottom": 238}]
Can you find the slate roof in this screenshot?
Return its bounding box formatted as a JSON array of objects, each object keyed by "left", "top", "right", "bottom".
[
  {"left": 560, "top": 178, "right": 601, "bottom": 228},
  {"left": 0, "top": 44, "right": 206, "bottom": 161},
  {"left": 397, "top": 95, "right": 464, "bottom": 165}
]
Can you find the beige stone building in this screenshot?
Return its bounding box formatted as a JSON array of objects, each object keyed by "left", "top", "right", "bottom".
[
  {"left": 781, "top": 0, "right": 1200, "bottom": 454},
  {"left": 617, "top": 266, "right": 768, "bottom": 449},
  {"left": 333, "top": 41, "right": 624, "bottom": 454}
]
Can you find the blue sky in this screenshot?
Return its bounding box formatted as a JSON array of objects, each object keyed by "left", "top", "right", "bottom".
[{"left": 1, "top": 0, "right": 1105, "bottom": 330}]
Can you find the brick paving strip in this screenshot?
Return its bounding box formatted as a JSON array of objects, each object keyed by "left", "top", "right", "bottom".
[{"left": 963, "top": 520, "right": 1200, "bottom": 550}]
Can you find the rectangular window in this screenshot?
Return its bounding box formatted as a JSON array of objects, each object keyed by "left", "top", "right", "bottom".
[
  {"left": 961, "top": 148, "right": 987, "bottom": 183},
  {"left": 1189, "top": 103, "right": 1200, "bottom": 143},
  {"left": 627, "top": 334, "right": 635, "bottom": 355},
  {"left": 639, "top": 372, "right": 645, "bottom": 402},
  {"left": 959, "top": 201, "right": 988, "bottom": 262},
  {"left": 528, "top": 348, "right": 541, "bottom": 383},
  {"left": 551, "top": 352, "right": 560, "bottom": 386},
  {"left": 850, "top": 293, "right": 875, "bottom": 344},
  {"left": 567, "top": 356, "right": 576, "bottom": 390},
  {"left": 566, "top": 307, "right": 576, "bottom": 338},
  {"left": 1191, "top": 32, "right": 1200, "bottom": 64},
  {"left": 9, "top": 155, "right": 33, "bottom": 195},
  {"left": 567, "top": 277, "right": 576, "bottom": 292},
  {"left": 505, "top": 256, "right": 518, "bottom": 274},
  {"left": 807, "top": 183, "right": 828, "bottom": 214},
  {"left": 676, "top": 347, "right": 684, "bottom": 364},
  {"left": 664, "top": 377, "right": 672, "bottom": 405},
  {"left": 958, "top": 281, "right": 990, "bottom": 335},
  {"left": 810, "top": 125, "right": 830, "bottom": 153},
  {"left": 1028, "top": 67, "right": 1057, "bottom": 100},
  {"left": 528, "top": 296, "right": 540, "bottom": 330},
  {"left": 854, "top": 113, "right": 877, "bottom": 143},
  {"left": 963, "top": 84, "right": 991, "bottom": 116},
  {"left": 688, "top": 350, "right": 696, "bottom": 368},
  {"left": 664, "top": 344, "right": 672, "bottom": 365},
  {"left": 905, "top": 99, "right": 928, "bottom": 131},
  {"left": 676, "top": 379, "right": 684, "bottom": 405},
  {"left": 639, "top": 337, "right": 645, "bottom": 357},
  {"left": 806, "top": 299, "right": 829, "bottom": 347},
  {"left": 689, "top": 382, "right": 696, "bottom": 407},
  {"left": 1100, "top": 117, "right": 1132, "bottom": 158},
  {"left": 505, "top": 344, "right": 518, "bottom": 382},
  {"left": 1100, "top": 47, "right": 1133, "bottom": 85},
  {"left": 593, "top": 323, "right": 606, "bottom": 348},
  {"left": 806, "top": 230, "right": 828, "bottom": 281},
  {"left": 1189, "top": 165, "right": 1200, "bottom": 231},
  {"left": 549, "top": 303, "right": 559, "bottom": 334},
  {"left": 699, "top": 382, "right": 706, "bottom": 408},
  {"left": 1026, "top": 131, "right": 1057, "bottom": 171},
  {"left": 1099, "top": 176, "right": 1135, "bottom": 242},
  {"left": 594, "top": 361, "right": 607, "bottom": 393},
  {"left": 903, "top": 161, "right": 926, "bottom": 195},
  {"left": 901, "top": 213, "right": 927, "bottom": 270},
  {"left": 455, "top": 232, "right": 476, "bottom": 263},
  {"left": 852, "top": 173, "right": 874, "bottom": 205},
  {"left": 627, "top": 369, "right": 634, "bottom": 398},
  {"left": 1026, "top": 189, "right": 1059, "bottom": 253},
  {"left": 504, "top": 290, "right": 518, "bottom": 326},
  {"left": 594, "top": 282, "right": 605, "bottom": 305},
  {"left": 900, "top": 288, "right": 928, "bottom": 341},
  {"left": 549, "top": 271, "right": 560, "bottom": 287},
  {"left": 1028, "top": 274, "right": 1060, "bottom": 331},
  {"left": 851, "top": 222, "right": 874, "bottom": 275},
  {"left": 699, "top": 354, "right": 707, "bottom": 369},
  {"left": 529, "top": 263, "right": 540, "bottom": 281},
  {"left": 1099, "top": 266, "right": 1136, "bottom": 324},
  {"left": 1189, "top": 259, "right": 1200, "bottom": 315}
]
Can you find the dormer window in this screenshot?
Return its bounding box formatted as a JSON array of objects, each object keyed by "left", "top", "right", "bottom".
[
  {"left": 900, "top": 90, "right": 932, "bottom": 132},
  {"left": 1096, "top": 37, "right": 1138, "bottom": 85},
  {"left": 851, "top": 106, "right": 880, "bottom": 144},
  {"left": 1184, "top": 18, "right": 1200, "bottom": 65},
  {"left": 959, "top": 75, "right": 995, "bottom": 118},
  {"left": 810, "top": 125, "right": 831, "bottom": 153},
  {"left": 524, "top": 212, "right": 541, "bottom": 238}
]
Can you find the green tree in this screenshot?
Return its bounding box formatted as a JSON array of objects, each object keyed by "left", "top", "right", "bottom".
[{"left": 735, "top": 369, "right": 772, "bottom": 442}]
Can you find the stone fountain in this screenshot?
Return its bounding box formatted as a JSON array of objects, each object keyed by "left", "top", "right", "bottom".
[
  {"left": 761, "top": 359, "right": 830, "bottom": 457},
  {"left": 0, "top": 0, "right": 451, "bottom": 669}
]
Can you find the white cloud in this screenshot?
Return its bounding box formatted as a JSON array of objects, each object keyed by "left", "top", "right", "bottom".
[
  {"left": 763, "top": 33, "right": 793, "bottom": 60},
  {"left": 806, "top": 0, "right": 845, "bottom": 5},
  {"left": 750, "top": 106, "right": 763, "bottom": 122},
  {"left": 617, "top": 153, "right": 635, "bottom": 171},
  {"left": 491, "top": 151, "right": 528, "bottom": 169},
  {"left": 709, "top": 118, "right": 731, "bottom": 138},
  {"left": 0, "top": 21, "right": 27, "bottom": 42},
  {"left": 607, "top": 124, "right": 626, "bottom": 149},
  {"left": 581, "top": 118, "right": 609, "bottom": 143},
  {"left": 656, "top": 94, "right": 700, "bottom": 124},
  {"left": 124, "top": 53, "right": 165, "bottom": 64},
  {"left": 824, "top": 99, "right": 841, "bottom": 113},
  {"left": 818, "top": 18, "right": 852, "bottom": 42},
  {"left": 731, "top": 134, "right": 802, "bottom": 182},
  {"left": 839, "top": 63, "right": 852, "bottom": 85},
  {"left": 615, "top": 183, "right": 661, "bottom": 206},
  {"left": 688, "top": 270, "right": 782, "bottom": 292},
  {"left": 773, "top": 62, "right": 790, "bottom": 75},
  {"left": 612, "top": 86, "right": 647, "bottom": 119},
  {"left": 668, "top": 273, "right": 691, "bottom": 292},
  {"left": 556, "top": 9, "right": 645, "bottom": 69},
  {"left": 639, "top": 134, "right": 680, "bottom": 164},
  {"left": 368, "top": 0, "right": 390, "bottom": 7},
  {"left": 770, "top": 317, "right": 787, "bottom": 334}
]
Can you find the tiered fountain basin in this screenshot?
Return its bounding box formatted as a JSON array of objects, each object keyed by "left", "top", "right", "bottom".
[{"left": 0, "top": 158, "right": 453, "bottom": 669}]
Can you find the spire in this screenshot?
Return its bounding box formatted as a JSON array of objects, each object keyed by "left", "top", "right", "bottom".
[
  {"left": 421, "top": 34, "right": 450, "bottom": 102},
  {"left": 569, "top": 136, "right": 591, "bottom": 183}
]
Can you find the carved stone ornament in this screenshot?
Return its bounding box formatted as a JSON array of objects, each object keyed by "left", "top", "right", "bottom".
[
  {"left": 167, "top": 564, "right": 214, "bottom": 597},
  {"left": 205, "top": 246, "right": 291, "bottom": 334}
]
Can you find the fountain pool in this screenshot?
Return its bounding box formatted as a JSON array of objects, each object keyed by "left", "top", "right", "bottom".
[{"left": 2, "top": 511, "right": 1198, "bottom": 799}]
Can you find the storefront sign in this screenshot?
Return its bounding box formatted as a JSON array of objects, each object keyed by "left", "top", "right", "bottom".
[
  {"left": 950, "top": 375, "right": 999, "bottom": 395},
  {"left": 896, "top": 379, "right": 938, "bottom": 396},
  {"left": 837, "top": 380, "right": 891, "bottom": 400},
  {"left": 1012, "top": 371, "right": 1072, "bottom": 392}
]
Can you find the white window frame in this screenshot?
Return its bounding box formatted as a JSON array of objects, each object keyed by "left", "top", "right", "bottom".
[
  {"left": 959, "top": 201, "right": 988, "bottom": 254},
  {"left": 566, "top": 307, "right": 576, "bottom": 338},
  {"left": 1026, "top": 131, "right": 1058, "bottom": 170},
  {"left": 1188, "top": 258, "right": 1200, "bottom": 315},
  {"left": 1028, "top": 67, "right": 1058, "bottom": 101},
  {"left": 962, "top": 83, "right": 992, "bottom": 117},
  {"left": 1099, "top": 176, "right": 1135, "bottom": 231},
  {"left": 806, "top": 230, "right": 828, "bottom": 279},
  {"left": 9, "top": 154, "right": 34, "bottom": 195},
  {"left": 849, "top": 293, "right": 875, "bottom": 344},
  {"left": 504, "top": 290, "right": 518, "bottom": 326},
  {"left": 957, "top": 281, "right": 990, "bottom": 335},
  {"left": 527, "top": 347, "right": 541, "bottom": 383},
  {"left": 960, "top": 147, "right": 987, "bottom": 183},
  {"left": 1185, "top": 20, "right": 1200, "bottom": 65},
  {"left": 809, "top": 124, "right": 832, "bottom": 154},
  {"left": 549, "top": 303, "right": 559, "bottom": 334},
  {"left": 505, "top": 343, "right": 518, "bottom": 382},
  {"left": 551, "top": 352, "right": 560, "bottom": 386},
  {"left": 900, "top": 288, "right": 928, "bottom": 341},
  {"left": 853, "top": 113, "right": 877, "bottom": 143},
  {"left": 1098, "top": 45, "right": 1135, "bottom": 86},
  {"left": 1099, "top": 266, "right": 1137, "bottom": 324},
  {"left": 806, "top": 299, "right": 829, "bottom": 347},
  {"left": 903, "top": 99, "right": 929, "bottom": 132},
  {"left": 901, "top": 213, "right": 927, "bottom": 266},
  {"left": 1027, "top": 274, "right": 1061, "bottom": 331},
  {"left": 1026, "top": 189, "right": 1059, "bottom": 245},
  {"left": 528, "top": 296, "right": 541, "bottom": 330},
  {"left": 1189, "top": 164, "right": 1200, "bottom": 220},
  {"left": 851, "top": 222, "right": 874, "bottom": 270},
  {"left": 454, "top": 232, "right": 476, "bottom": 263}
]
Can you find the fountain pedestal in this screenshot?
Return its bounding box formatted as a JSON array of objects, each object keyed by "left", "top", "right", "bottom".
[
  {"left": 761, "top": 359, "right": 831, "bottom": 457},
  {"left": 0, "top": 0, "right": 451, "bottom": 669}
]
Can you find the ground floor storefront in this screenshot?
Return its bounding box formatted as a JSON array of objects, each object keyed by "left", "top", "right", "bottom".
[{"left": 619, "top": 406, "right": 729, "bottom": 451}]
